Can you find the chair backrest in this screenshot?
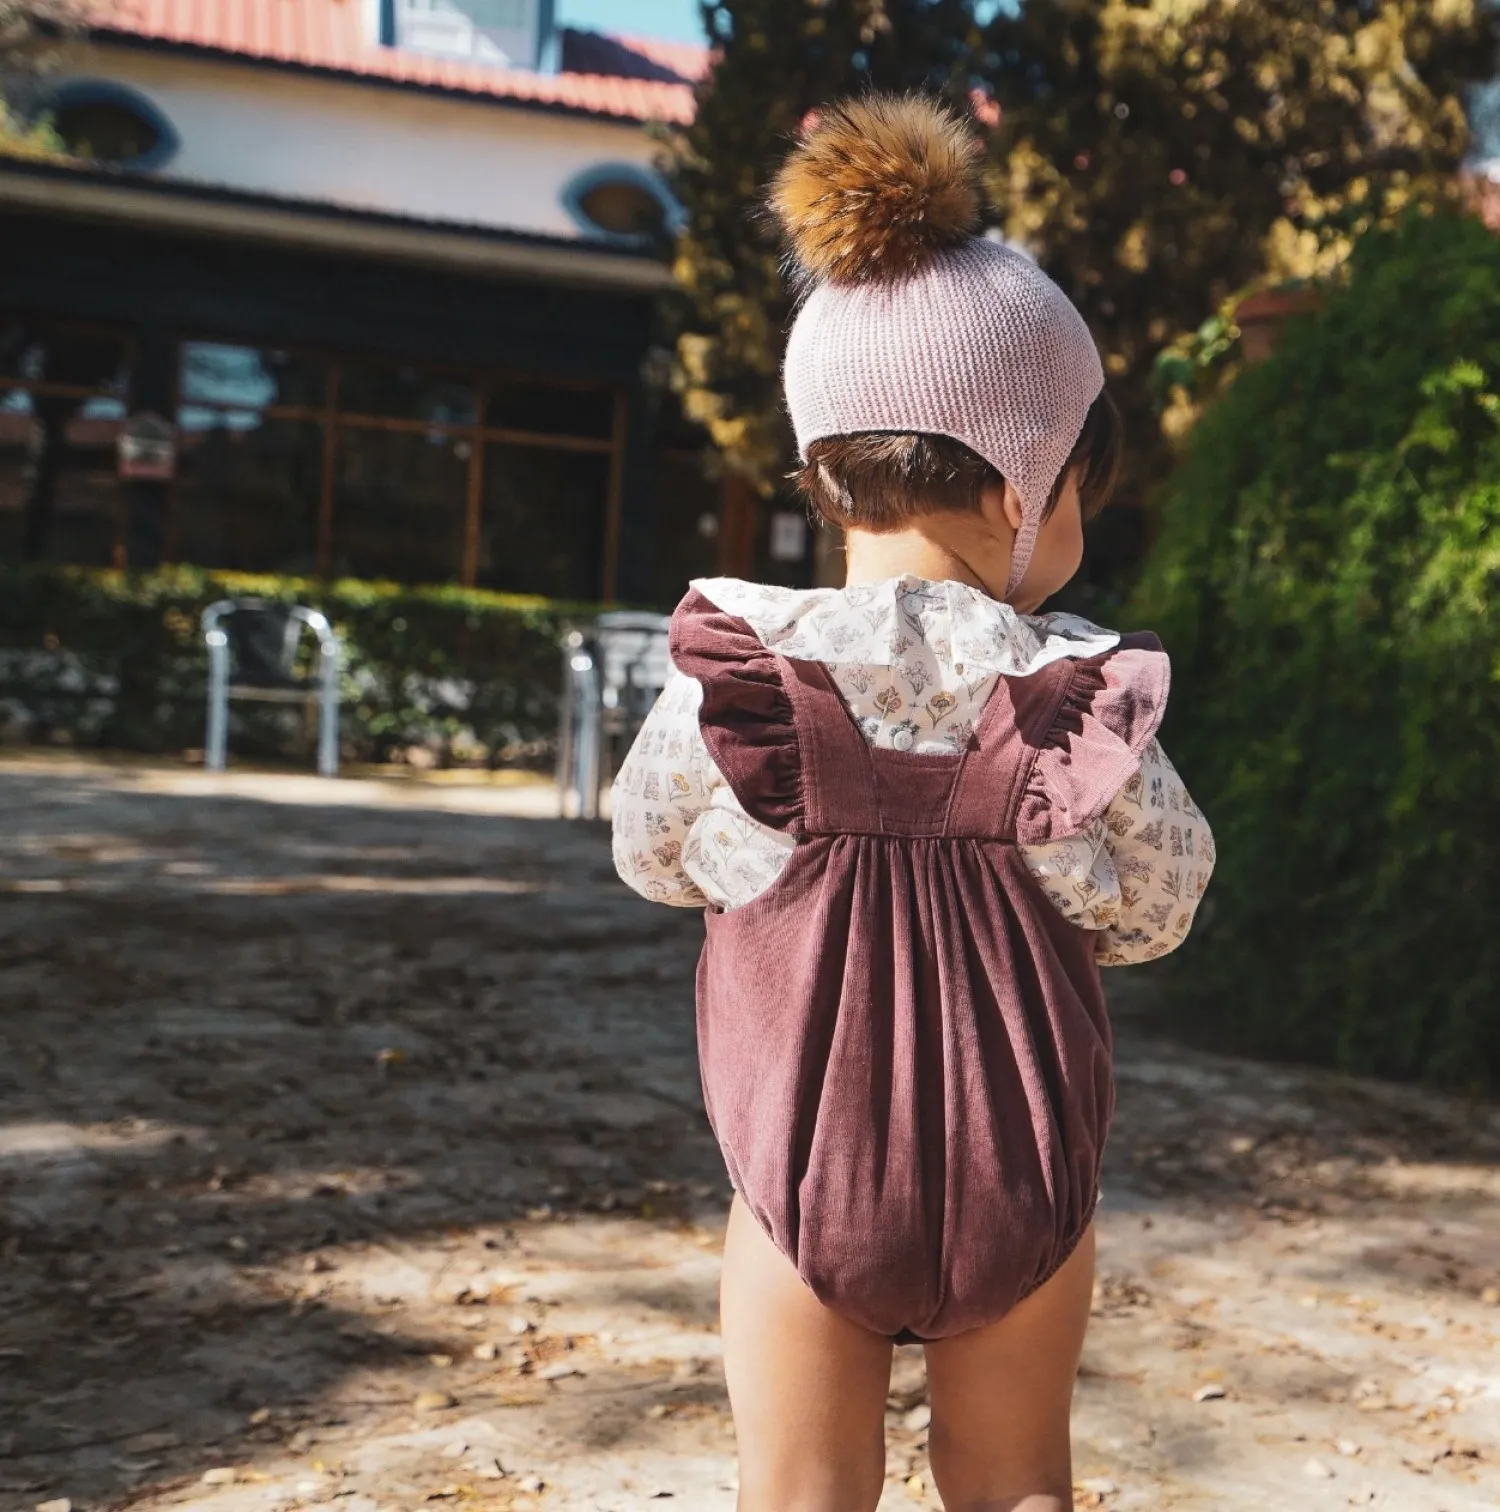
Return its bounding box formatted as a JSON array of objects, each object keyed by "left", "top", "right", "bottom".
[
  {"left": 592, "top": 611, "right": 672, "bottom": 716},
  {"left": 203, "top": 599, "right": 334, "bottom": 688}
]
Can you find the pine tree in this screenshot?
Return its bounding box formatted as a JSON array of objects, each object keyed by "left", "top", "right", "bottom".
[
  {"left": 984, "top": 0, "right": 1498, "bottom": 480},
  {"left": 663, "top": 1, "right": 985, "bottom": 493}
]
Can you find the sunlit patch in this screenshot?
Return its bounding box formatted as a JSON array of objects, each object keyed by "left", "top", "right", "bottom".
[{"left": 0, "top": 1118, "right": 199, "bottom": 1162}]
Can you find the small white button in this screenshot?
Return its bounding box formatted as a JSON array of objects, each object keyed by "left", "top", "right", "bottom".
[{"left": 892, "top": 728, "right": 914, "bottom": 752}]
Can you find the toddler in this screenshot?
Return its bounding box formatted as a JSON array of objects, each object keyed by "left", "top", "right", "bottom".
[{"left": 612, "top": 94, "right": 1214, "bottom": 1512}]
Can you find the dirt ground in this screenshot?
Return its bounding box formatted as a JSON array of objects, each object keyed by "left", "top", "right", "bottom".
[{"left": 1, "top": 752, "right": 1497, "bottom": 1512}]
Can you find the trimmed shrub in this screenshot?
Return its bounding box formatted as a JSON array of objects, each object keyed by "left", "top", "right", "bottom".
[
  {"left": 1131, "top": 210, "right": 1500, "bottom": 1089},
  {"left": 0, "top": 565, "right": 598, "bottom": 768}
]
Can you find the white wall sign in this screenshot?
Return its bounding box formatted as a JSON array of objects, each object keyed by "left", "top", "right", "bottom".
[{"left": 769, "top": 510, "right": 809, "bottom": 563}]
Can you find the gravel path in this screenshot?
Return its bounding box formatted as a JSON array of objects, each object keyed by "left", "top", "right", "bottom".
[{"left": 1, "top": 754, "right": 1496, "bottom": 1512}]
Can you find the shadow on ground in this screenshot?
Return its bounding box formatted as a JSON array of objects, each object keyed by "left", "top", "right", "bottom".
[{"left": 1, "top": 758, "right": 1497, "bottom": 1512}]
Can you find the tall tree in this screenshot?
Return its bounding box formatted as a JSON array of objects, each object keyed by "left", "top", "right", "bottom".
[
  {"left": 0, "top": 0, "right": 96, "bottom": 158},
  {"left": 984, "top": 0, "right": 1498, "bottom": 482},
  {"left": 663, "top": 0, "right": 985, "bottom": 494}
]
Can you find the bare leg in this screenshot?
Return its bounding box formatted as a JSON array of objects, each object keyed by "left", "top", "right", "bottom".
[
  {"left": 922, "top": 1224, "right": 1096, "bottom": 1512},
  {"left": 720, "top": 1194, "right": 894, "bottom": 1512}
]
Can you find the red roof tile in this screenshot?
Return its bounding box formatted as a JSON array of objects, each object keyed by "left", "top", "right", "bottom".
[{"left": 99, "top": 0, "right": 700, "bottom": 124}]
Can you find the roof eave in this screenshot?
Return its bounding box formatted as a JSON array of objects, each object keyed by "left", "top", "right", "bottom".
[
  {"left": 0, "top": 157, "right": 674, "bottom": 292},
  {"left": 90, "top": 28, "right": 695, "bottom": 127}
]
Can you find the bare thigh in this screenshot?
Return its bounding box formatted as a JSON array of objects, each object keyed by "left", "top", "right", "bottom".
[
  {"left": 719, "top": 1194, "right": 894, "bottom": 1512},
  {"left": 922, "top": 1225, "right": 1096, "bottom": 1512}
]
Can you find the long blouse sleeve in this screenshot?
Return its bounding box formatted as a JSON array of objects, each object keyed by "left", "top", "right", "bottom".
[
  {"left": 1020, "top": 739, "right": 1215, "bottom": 965},
  {"left": 610, "top": 669, "right": 796, "bottom": 908}
]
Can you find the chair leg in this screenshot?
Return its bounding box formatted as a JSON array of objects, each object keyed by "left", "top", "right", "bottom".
[
  {"left": 317, "top": 654, "right": 339, "bottom": 778},
  {"left": 206, "top": 644, "right": 229, "bottom": 772},
  {"left": 577, "top": 667, "right": 601, "bottom": 822}
]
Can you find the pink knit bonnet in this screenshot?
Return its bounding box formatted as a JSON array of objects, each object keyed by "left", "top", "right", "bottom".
[{"left": 774, "top": 95, "right": 1104, "bottom": 593}]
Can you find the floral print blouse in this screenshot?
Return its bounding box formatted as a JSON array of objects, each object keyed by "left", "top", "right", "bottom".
[{"left": 611, "top": 575, "right": 1214, "bottom": 965}]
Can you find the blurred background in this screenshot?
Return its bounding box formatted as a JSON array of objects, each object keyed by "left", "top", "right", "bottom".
[{"left": 2, "top": 4, "right": 1498, "bottom": 1511}]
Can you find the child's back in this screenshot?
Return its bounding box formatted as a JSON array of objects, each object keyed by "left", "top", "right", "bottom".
[
  {"left": 672, "top": 583, "right": 1168, "bottom": 1340},
  {"left": 612, "top": 94, "right": 1215, "bottom": 1512}
]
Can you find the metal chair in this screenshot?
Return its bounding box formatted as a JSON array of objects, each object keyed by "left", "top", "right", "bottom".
[
  {"left": 202, "top": 599, "right": 341, "bottom": 777},
  {"left": 556, "top": 610, "right": 671, "bottom": 819}
]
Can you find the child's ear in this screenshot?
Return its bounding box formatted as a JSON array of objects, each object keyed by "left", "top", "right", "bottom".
[{"left": 979, "top": 479, "right": 1026, "bottom": 534}]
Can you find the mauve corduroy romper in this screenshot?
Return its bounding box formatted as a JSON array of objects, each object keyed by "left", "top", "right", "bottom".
[{"left": 671, "top": 590, "right": 1171, "bottom": 1342}]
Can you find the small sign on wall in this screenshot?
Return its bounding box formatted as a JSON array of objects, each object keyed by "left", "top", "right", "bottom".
[
  {"left": 769, "top": 509, "right": 809, "bottom": 563},
  {"left": 117, "top": 411, "right": 177, "bottom": 481}
]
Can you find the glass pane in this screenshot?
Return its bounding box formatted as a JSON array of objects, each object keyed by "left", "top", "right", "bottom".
[
  {"left": 339, "top": 361, "right": 477, "bottom": 426},
  {"left": 51, "top": 458, "right": 124, "bottom": 567},
  {"left": 331, "top": 427, "right": 468, "bottom": 584},
  {"left": 174, "top": 412, "right": 324, "bottom": 574},
  {"left": 67, "top": 399, "right": 125, "bottom": 449},
  {"left": 485, "top": 378, "right": 614, "bottom": 439},
  {"left": 0, "top": 318, "right": 128, "bottom": 392},
  {"left": 0, "top": 391, "right": 123, "bottom": 565},
  {"left": 650, "top": 450, "right": 721, "bottom": 606},
  {"left": 479, "top": 444, "right": 608, "bottom": 600},
  {"left": 0, "top": 405, "right": 30, "bottom": 560},
  {"left": 179, "top": 342, "right": 327, "bottom": 412}
]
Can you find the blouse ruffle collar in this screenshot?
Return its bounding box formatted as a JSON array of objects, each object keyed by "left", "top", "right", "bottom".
[{"left": 690, "top": 574, "right": 1120, "bottom": 677}]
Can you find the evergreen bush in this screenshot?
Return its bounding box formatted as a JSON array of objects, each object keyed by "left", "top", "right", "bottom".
[
  {"left": 1132, "top": 210, "right": 1500, "bottom": 1089},
  {"left": 0, "top": 565, "right": 594, "bottom": 769}
]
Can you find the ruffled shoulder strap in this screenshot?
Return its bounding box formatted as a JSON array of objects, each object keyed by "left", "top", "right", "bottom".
[
  {"left": 1013, "top": 632, "right": 1171, "bottom": 845},
  {"left": 668, "top": 588, "right": 806, "bottom": 833}
]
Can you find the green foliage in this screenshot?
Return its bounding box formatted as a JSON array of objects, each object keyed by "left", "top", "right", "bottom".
[
  {"left": 986, "top": 0, "right": 1496, "bottom": 493},
  {"left": 0, "top": 566, "right": 595, "bottom": 767},
  {"left": 0, "top": 0, "right": 96, "bottom": 154},
  {"left": 661, "top": 0, "right": 984, "bottom": 491},
  {"left": 1131, "top": 210, "right": 1500, "bottom": 1089},
  {"left": 0, "top": 99, "right": 64, "bottom": 161}
]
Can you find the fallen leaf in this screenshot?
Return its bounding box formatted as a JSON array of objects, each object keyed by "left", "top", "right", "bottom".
[{"left": 1192, "top": 1384, "right": 1226, "bottom": 1402}]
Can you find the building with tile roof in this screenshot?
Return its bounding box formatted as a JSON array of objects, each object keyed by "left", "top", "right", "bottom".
[{"left": 0, "top": 0, "right": 743, "bottom": 602}]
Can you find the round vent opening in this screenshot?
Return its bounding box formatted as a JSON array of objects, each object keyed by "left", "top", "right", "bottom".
[
  {"left": 46, "top": 82, "right": 178, "bottom": 169},
  {"left": 563, "top": 165, "right": 678, "bottom": 245}
]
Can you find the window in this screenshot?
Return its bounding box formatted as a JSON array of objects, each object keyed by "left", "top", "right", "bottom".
[
  {"left": 0, "top": 319, "right": 131, "bottom": 566},
  {"left": 45, "top": 81, "right": 179, "bottom": 170},
  {"left": 478, "top": 445, "right": 610, "bottom": 601},
  {"left": 174, "top": 416, "right": 325, "bottom": 576},
  {"left": 170, "top": 341, "right": 624, "bottom": 596},
  {"left": 332, "top": 428, "right": 470, "bottom": 584},
  {"left": 386, "top": 0, "right": 537, "bottom": 66},
  {"left": 562, "top": 165, "right": 678, "bottom": 246},
  {"left": 174, "top": 344, "right": 329, "bottom": 574}
]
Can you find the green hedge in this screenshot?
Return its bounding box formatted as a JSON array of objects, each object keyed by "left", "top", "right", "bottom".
[
  {"left": 1131, "top": 210, "right": 1500, "bottom": 1090},
  {"left": 0, "top": 565, "right": 600, "bottom": 768}
]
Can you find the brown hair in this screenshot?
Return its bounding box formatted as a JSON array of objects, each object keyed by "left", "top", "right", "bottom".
[{"left": 794, "top": 388, "right": 1123, "bottom": 532}]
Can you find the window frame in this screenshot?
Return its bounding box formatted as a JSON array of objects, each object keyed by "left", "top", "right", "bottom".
[
  {"left": 560, "top": 162, "right": 682, "bottom": 248},
  {"left": 42, "top": 78, "right": 181, "bottom": 172},
  {"left": 168, "top": 338, "right": 628, "bottom": 596}
]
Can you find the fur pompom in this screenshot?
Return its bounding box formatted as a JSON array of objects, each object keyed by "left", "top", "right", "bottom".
[{"left": 770, "top": 94, "right": 982, "bottom": 287}]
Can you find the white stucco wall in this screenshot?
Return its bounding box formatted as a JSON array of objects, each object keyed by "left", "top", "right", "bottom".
[{"left": 62, "top": 44, "right": 661, "bottom": 242}]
